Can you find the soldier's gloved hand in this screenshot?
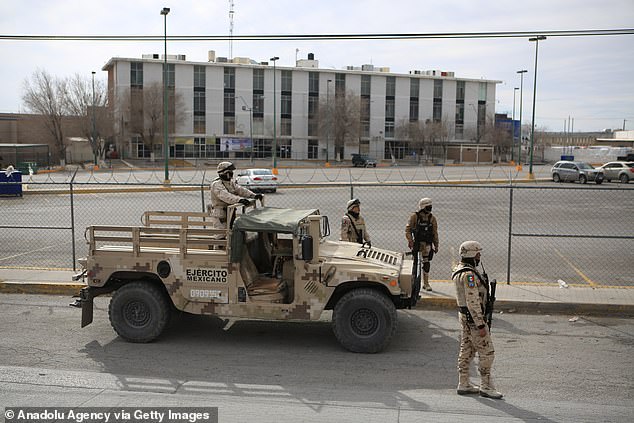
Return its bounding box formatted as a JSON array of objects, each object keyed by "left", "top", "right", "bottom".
[
  {"left": 408, "top": 240, "right": 414, "bottom": 250},
  {"left": 254, "top": 194, "right": 264, "bottom": 201},
  {"left": 239, "top": 198, "right": 251, "bottom": 206}
]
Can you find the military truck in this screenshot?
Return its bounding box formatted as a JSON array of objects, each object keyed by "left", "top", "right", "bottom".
[{"left": 73, "top": 201, "right": 417, "bottom": 353}]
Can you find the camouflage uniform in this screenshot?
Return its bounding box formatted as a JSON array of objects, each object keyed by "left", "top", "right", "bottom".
[
  {"left": 452, "top": 241, "right": 502, "bottom": 399},
  {"left": 209, "top": 177, "right": 256, "bottom": 230},
  {"left": 341, "top": 213, "right": 370, "bottom": 244},
  {"left": 340, "top": 199, "right": 370, "bottom": 244},
  {"left": 405, "top": 200, "right": 438, "bottom": 291}
]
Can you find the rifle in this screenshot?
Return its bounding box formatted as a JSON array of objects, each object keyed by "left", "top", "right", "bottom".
[
  {"left": 408, "top": 221, "right": 422, "bottom": 308},
  {"left": 481, "top": 261, "right": 497, "bottom": 329}
]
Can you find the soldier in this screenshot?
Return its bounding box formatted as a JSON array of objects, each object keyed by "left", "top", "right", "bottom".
[
  {"left": 405, "top": 198, "right": 438, "bottom": 292},
  {"left": 452, "top": 241, "right": 503, "bottom": 399},
  {"left": 340, "top": 198, "right": 370, "bottom": 246},
  {"left": 209, "top": 161, "right": 262, "bottom": 231}
]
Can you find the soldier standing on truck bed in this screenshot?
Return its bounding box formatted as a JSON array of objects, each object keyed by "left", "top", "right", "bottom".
[
  {"left": 405, "top": 197, "right": 438, "bottom": 292},
  {"left": 209, "top": 161, "right": 262, "bottom": 231},
  {"left": 452, "top": 241, "right": 503, "bottom": 399},
  {"left": 340, "top": 198, "right": 371, "bottom": 246}
]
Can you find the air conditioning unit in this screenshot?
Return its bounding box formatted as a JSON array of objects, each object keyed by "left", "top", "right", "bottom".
[
  {"left": 217, "top": 57, "right": 228, "bottom": 63},
  {"left": 361, "top": 64, "right": 374, "bottom": 71}
]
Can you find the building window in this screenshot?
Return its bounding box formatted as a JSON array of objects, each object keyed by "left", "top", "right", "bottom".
[
  {"left": 308, "top": 140, "right": 318, "bottom": 159},
  {"left": 224, "top": 92, "right": 235, "bottom": 116},
  {"left": 277, "top": 140, "right": 292, "bottom": 158},
  {"left": 253, "top": 93, "right": 264, "bottom": 118},
  {"left": 384, "top": 140, "right": 410, "bottom": 160},
  {"left": 281, "top": 117, "right": 291, "bottom": 136},
  {"left": 194, "top": 91, "right": 205, "bottom": 114},
  {"left": 335, "top": 73, "right": 346, "bottom": 96},
  {"left": 386, "top": 76, "right": 396, "bottom": 97},
  {"left": 308, "top": 95, "right": 319, "bottom": 137},
  {"left": 132, "top": 135, "right": 149, "bottom": 158},
  {"left": 281, "top": 94, "right": 292, "bottom": 117},
  {"left": 456, "top": 81, "right": 465, "bottom": 101},
  {"left": 130, "top": 62, "right": 143, "bottom": 89},
  {"left": 253, "top": 138, "right": 272, "bottom": 158},
  {"left": 433, "top": 99, "right": 442, "bottom": 123},
  {"left": 433, "top": 79, "right": 443, "bottom": 99},
  {"left": 410, "top": 78, "right": 419, "bottom": 97},
  {"left": 281, "top": 70, "right": 292, "bottom": 92},
  {"left": 253, "top": 117, "right": 264, "bottom": 135},
  {"left": 224, "top": 67, "right": 235, "bottom": 89},
  {"left": 309, "top": 72, "right": 319, "bottom": 94},
  {"left": 253, "top": 68, "right": 264, "bottom": 91},
  {"left": 385, "top": 121, "right": 395, "bottom": 138},
  {"left": 361, "top": 75, "right": 371, "bottom": 96},
  {"left": 194, "top": 65, "right": 205, "bottom": 88},
  {"left": 163, "top": 63, "right": 175, "bottom": 88},
  {"left": 455, "top": 103, "right": 465, "bottom": 125},
  {"left": 409, "top": 99, "right": 419, "bottom": 122},
  {"left": 479, "top": 82, "right": 487, "bottom": 101},
  {"left": 385, "top": 98, "right": 395, "bottom": 120},
  {"left": 224, "top": 116, "right": 235, "bottom": 134},
  {"left": 194, "top": 115, "right": 205, "bottom": 134}
]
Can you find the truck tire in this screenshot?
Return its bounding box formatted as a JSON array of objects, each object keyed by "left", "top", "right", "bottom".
[
  {"left": 332, "top": 288, "right": 397, "bottom": 353},
  {"left": 108, "top": 281, "right": 170, "bottom": 343}
]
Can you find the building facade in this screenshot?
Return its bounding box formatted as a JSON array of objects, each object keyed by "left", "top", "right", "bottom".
[{"left": 103, "top": 52, "right": 500, "bottom": 162}]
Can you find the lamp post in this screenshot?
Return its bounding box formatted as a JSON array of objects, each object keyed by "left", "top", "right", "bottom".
[
  {"left": 528, "top": 36, "right": 546, "bottom": 178},
  {"left": 160, "top": 7, "right": 170, "bottom": 184},
  {"left": 270, "top": 56, "right": 279, "bottom": 170},
  {"left": 511, "top": 87, "right": 518, "bottom": 162},
  {"left": 326, "top": 79, "right": 332, "bottom": 165},
  {"left": 91, "top": 71, "right": 97, "bottom": 165},
  {"left": 516, "top": 69, "right": 527, "bottom": 166}
]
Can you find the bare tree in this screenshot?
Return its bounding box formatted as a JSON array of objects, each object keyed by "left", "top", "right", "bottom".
[
  {"left": 318, "top": 89, "right": 361, "bottom": 160},
  {"left": 22, "top": 69, "right": 68, "bottom": 163},
  {"left": 423, "top": 119, "right": 450, "bottom": 161},
  {"left": 395, "top": 119, "right": 426, "bottom": 162},
  {"left": 481, "top": 114, "right": 513, "bottom": 163},
  {"left": 119, "top": 83, "right": 186, "bottom": 160},
  {"left": 65, "top": 73, "right": 110, "bottom": 162}
]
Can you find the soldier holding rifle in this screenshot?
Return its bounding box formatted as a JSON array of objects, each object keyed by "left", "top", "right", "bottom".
[{"left": 452, "top": 241, "right": 502, "bottom": 399}]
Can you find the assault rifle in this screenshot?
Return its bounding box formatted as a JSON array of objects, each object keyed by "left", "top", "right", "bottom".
[{"left": 481, "top": 261, "right": 497, "bottom": 329}]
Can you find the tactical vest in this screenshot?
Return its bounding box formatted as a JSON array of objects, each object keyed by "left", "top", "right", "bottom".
[
  {"left": 346, "top": 213, "right": 366, "bottom": 244},
  {"left": 415, "top": 212, "right": 434, "bottom": 244},
  {"left": 452, "top": 264, "right": 486, "bottom": 310}
]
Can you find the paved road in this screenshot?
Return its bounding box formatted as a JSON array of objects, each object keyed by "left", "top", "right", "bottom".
[
  {"left": 1, "top": 176, "right": 632, "bottom": 287},
  {"left": 0, "top": 294, "right": 632, "bottom": 422}
]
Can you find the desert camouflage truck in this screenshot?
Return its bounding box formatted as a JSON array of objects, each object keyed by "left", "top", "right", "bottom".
[{"left": 73, "top": 200, "right": 417, "bottom": 353}]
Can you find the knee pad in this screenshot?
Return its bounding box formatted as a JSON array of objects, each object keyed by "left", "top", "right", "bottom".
[{"left": 423, "top": 262, "right": 431, "bottom": 273}]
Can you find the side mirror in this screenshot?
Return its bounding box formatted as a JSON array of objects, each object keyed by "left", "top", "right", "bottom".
[{"left": 301, "top": 235, "right": 313, "bottom": 261}]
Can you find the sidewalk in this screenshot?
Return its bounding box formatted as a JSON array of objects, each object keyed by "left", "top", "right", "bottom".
[{"left": 1, "top": 268, "right": 633, "bottom": 316}]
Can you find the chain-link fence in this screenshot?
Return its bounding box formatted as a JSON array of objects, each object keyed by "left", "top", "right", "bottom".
[{"left": 1, "top": 181, "right": 632, "bottom": 287}]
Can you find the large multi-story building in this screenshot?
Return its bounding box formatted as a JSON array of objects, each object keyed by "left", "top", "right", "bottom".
[{"left": 103, "top": 52, "right": 500, "bottom": 162}]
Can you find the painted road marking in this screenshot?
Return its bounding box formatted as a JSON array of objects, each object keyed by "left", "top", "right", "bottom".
[{"left": 553, "top": 248, "right": 598, "bottom": 288}]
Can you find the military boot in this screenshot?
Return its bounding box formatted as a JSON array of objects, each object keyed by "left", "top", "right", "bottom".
[
  {"left": 456, "top": 373, "right": 479, "bottom": 395},
  {"left": 479, "top": 374, "right": 503, "bottom": 399},
  {"left": 423, "top": 272, "right": 432, "bottom": 291}
]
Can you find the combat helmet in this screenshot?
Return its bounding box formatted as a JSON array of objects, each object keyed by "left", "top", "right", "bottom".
[
  {"left": 459, "top": 241, "right": 482, "bottom": 258},
  {"left": 418, "top": 197, "right": 432, "bottom": 211},
  {"left": 217, "top": 161, "right": 236, "bottom": 175}
]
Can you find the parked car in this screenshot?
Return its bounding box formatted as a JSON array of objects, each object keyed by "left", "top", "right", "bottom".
[
  {"left": 235, "top": 168, "right": 278, "bottom": 192},
  {"left": 597, "top": 161, "right": 634, "bottom": 184},
  {"left": 351, "top": 154, "right": 377, "bottom": 167},
  {"left": 551, "top": 161, "right": 604, "bottom": 184}
]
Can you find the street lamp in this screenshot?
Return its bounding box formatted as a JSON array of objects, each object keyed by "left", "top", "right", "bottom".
[
  {"left": 511, "top": 87, "right": 518, "bottom": 162},
  {"left": 270, "top": 56, "right": 279, "bottom": 170},
  {"left": 91, "top": 71, "right": 97, "bottom": 166},
  {"left": 528, "top": 36, "right": 546, "bottom": 178},
  {"left": 160, "top": 7, "right": 170, "bottom": 184},
  {"left": 239, "top": 96, "right": 254, "bottom": 163},
  {"left": 326, "top": 79, "right": 332, "bottom": 165},
  {"left": 517, "top": 69, "right": 528, "bottom": 166}
]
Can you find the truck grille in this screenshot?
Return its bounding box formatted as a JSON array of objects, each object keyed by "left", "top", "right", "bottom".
[{"left": 365, "top": 250, "right": 398, "bottom": 266}]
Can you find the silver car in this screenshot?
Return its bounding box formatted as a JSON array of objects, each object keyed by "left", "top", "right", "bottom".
[
  {"left": 551, "top": 161, "right": 604, "bottom": 184},
  {"left": 235, "top": 168, "right": 278, "bottom": 193},
  {"left": 598, "top": 161, "right": 634, "bottom": 184}
]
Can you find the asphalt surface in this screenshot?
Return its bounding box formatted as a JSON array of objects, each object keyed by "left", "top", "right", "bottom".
[{"left": 1, "top": 293, "right": 633, "bottom": 422}]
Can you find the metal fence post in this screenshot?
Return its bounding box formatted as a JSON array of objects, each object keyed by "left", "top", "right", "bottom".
[
  {"left": 506, "top": 187, "right": 514, "bottom": 284},
  {"left": 201, "top": 169, "right": 207, "bottom": 212},
  {"left": 70, "top": 170, "right": 77, "bottom": 271}
]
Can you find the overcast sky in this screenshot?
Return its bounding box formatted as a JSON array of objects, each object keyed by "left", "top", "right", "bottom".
[{"left": 2, "top": 0, "right": 633, "bottom": 132}]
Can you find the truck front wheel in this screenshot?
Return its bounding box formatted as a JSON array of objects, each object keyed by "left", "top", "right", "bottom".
[
  {"left": 108, "top": 281, "right": 170, "bottom": 343},
  {"left": 332, "top": 288, "right": 397, "bottom": 353}
]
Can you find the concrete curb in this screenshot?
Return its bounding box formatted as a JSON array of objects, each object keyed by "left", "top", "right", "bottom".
[
  {"left": 2, "top": 280, "right": 633, "bottom": 316},
  {"left": 419, "top": 296, "right": 634, "bottom": 316}
]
